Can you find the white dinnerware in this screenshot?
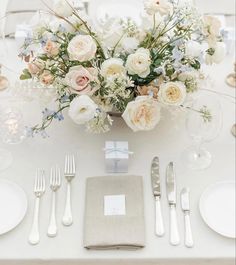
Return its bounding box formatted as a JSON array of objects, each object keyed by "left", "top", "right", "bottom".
[
  {"left": 199, "top": 181, "right": 235, "bottom": 238},
  {"left": 28, "top": 169, "right": 46, "bottom": 245},
  {"left": 0, "top": 178, "right": 27, "bottom": 235},
  {"left": 62, "top": 155, "right": 76, "bottom": 226}
]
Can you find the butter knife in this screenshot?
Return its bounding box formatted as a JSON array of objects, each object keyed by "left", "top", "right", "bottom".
[
  {"left": 181, "top": 188, "right": 194, "bottom": 248},
  {"left": 166, "top": 162, "right": 180, "bottom": 246},
  {"left": 151, "top": 157, "right": 165, "bottom": 236}
]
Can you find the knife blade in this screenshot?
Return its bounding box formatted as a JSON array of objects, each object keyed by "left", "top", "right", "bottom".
[
  {"left": 151, "top": 157, "right": 164, "bottom": 236},
  {"left": 166, "top": 162, "right": 180, "bottom": 245},
  {"left": 151, "top": 157, "right": 161, "bottom": 197},
  {"left": 181, "top": 188, "right": 194, "bottom": 248},
  {"left": 166, "top": 162, "right": 176, "bottom": 204}
]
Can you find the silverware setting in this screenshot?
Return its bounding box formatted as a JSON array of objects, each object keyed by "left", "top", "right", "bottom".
[
  {"left": 166, "top": 162, "right": 180, "bottom": 246},
  {"left": 62, "top": 154, "right": 76, "bottom": 226},
  {"left": 28, "top": 169, "right": 46, "bottom": 245},
  {"left": 47, "top": 165, "right": 61, "bottom": 237},
  {"left": 181, "top": 188, "right": 194, "bottom": 248},
  {"left": 151, "top": 157, "right": 164, "bottom": 237},
  {"left": 28, "top": 154, "right": 76, "bottom": 245},
  {"left": 151, "top": 157, "right": 193, "bottom": 248}
]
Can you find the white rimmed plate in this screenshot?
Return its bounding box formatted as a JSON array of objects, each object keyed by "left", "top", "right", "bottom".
[
  {"left": 199, "top": 181, "right": 235, "bottom": 238},
  {"left": 0, "top": 179, "right": 28, "bottom": 235}
]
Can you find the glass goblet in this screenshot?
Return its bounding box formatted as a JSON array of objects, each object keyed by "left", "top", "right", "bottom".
[{"left": 181, "top": 93, "right": 222, "bottom": 170}]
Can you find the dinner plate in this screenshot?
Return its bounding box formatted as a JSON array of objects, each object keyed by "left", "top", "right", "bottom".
[
  {"left": 88, "top": 0, "right": 143, "bottom": 27},
  {"left": 199, "top": 181, "right": 235, "bottom": 238},
  {"left": 0, "top": 179, "right": 28, "bottom": 235}
]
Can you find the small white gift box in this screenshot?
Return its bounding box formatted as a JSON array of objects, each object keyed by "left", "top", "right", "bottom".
[{"left": 104, "top": 141, "right": 132, "bottom": 173}]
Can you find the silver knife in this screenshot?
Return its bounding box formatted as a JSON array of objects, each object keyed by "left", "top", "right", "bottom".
[
  {"left": 181, "top": 188, "right": 194, "bottom": 248},
  {"left": 151, "top": 157, "right": 164, "bottom": 237},
  {"left": 166, "top": 162, "right": 180, "bottom": 245}
]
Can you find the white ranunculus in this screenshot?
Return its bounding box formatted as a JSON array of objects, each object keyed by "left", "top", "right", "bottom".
[
  {"left": 144, "top": 0, "right": 173, "bottom": 16},
  {"left": 185, "top": 41, "right": 202, "bottom": 58},
  {"left": 205, "top": 42, "right": 226, "bottom": 65},
  {"left": 100, "top": 58, "right": 126, "bottom": 78},
  {"left": 67, "top": 35, "right": 97, "bottom": 62},
  {"left": 158, "top": 82, "right": 187, "bottom": 106},
  {"left": 121, "top": 37, "right": 139, "bottom": 53},
  {"left": 68, "top": 95, "right": 98, "bottom": 125},
  {"left": 122, "top": 96, "right": 161, "bottom": 132},
  {"left": 126, "top": 48, "right": 151, "bottom": 78},
  {"left": 54, "top": 0, "right": 73, "bottom": 17}
]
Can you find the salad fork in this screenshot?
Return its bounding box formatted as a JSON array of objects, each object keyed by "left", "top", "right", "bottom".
[
  {"left": 62, "top": 154, "right": 76, "bottom": 226},
  {"left": 28, "top": 169, "right": 45, "bottom": 245},
  {"left": 47, "top": 166, "right": 61, "bottom": 237}
]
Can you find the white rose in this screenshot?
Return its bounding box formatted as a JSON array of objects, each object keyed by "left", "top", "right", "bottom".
[
  {"left": 122, "top": 96, "right": 161, "bottom": 132},
  {"left": 100, "top": 58, "right": 126, "bottom": 78},
  {"left": 54, "top": 0, "right": 73, "bottom": 17},
  {"left": 144, "top": 0, "right": 173, "bottom": 16},
  {"left": 158, "top": 82, "right": 187, "bottom": 106},
  {"left": 185, "top": 41, "right": 202, "bottom": 58},
  {"left": 126, "top": 48, "right": 151, "bottom": 78},
  {"left": 68, "top": 95, "right": 98, "bottom": 125},
  {"left": 121, "top": 37, "right": 139, "bottom": 53},
  {"left": 67, "top": 35, "right": 97, "bottom": 62},
  {"left": 205, "top": 42, "right": 226, "bottom": 65}
]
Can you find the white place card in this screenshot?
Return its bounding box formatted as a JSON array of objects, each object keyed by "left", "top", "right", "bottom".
[{"left": 104, "top": 194, "right": 126, "bottom": 216}]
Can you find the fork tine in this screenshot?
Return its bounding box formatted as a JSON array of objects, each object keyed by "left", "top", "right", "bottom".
[
  {"left": 42, "top": 170, "right": 45, "bottom": 191},
  {"left": 72, "top": 155, "right": 75, "bottom": 174},
  {"left": 50, "top": 167, "right": 53, "bottom": 185},
  {"left": 70, "top": 155, "right": 73, "bottom": 174},
  {"left": 57, "top": 166, "right": 61, "bottom": 186},
  {"left": 65, "top": 155, "right": 68, "bottom": 174},
  {"left": 34, "top": 169, "right": 38, "bottom": 191}
]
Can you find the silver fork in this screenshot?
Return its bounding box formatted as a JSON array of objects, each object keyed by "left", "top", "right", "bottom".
[
  {"left": 28, "top": 169, "right": 46, "bottom": 245},
  {"left": 47, "top": 166, "right": 61, "bottom": 237},
  {"left": 62, "top": 155, "right": 76, "bottom": 226}
]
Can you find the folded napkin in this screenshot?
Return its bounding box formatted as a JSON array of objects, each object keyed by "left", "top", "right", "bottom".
[{"left": 83, "top": 175, "right": 145, "bottom": 250}]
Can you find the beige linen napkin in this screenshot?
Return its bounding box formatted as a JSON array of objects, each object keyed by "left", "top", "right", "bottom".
[{"left": 83, "top": 175, "right": 145, "bottom": 250}]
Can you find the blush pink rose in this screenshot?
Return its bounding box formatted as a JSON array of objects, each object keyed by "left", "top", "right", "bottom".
[
  {"left": 64, "top": 65, "right": 98, "bottom": 95},
  {"left": 28, "top": 60, "right": 44, "bottom": 75},
  {"left": 40, "top": 71, "right": 54, "bottom": 85},
  {"left": 44, "top": 40, "right": 60, "bottom": 57}
]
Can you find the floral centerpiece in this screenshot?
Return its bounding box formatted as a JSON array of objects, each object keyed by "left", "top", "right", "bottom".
[{"left": 20, "top": 0, "right": 225, "bottom": 135}]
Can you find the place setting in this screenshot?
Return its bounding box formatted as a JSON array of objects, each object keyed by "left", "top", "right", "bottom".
[{"left": 0, "top": 0, "right": 235, "bottom": 263}]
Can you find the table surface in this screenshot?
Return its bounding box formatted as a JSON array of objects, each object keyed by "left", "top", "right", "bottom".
[{"left": 0, "top": 39, "right": 235, "bottom": 265}]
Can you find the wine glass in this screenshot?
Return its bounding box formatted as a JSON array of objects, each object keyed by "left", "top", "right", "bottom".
[{"left": 181, "top": 92, "right": 223, "bottom": 170}]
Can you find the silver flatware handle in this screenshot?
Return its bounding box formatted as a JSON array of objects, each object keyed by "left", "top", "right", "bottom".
[
  {"left": 28, "top": 197, "right": 40, "bottom": 245},
  {"left": 62, "top": 182, "right": 73, "bottom": 226},
  {"left": 155, "top": 196, "right": 165, "bottom": 236},
  {"left": 169, "top": 204, "right": 180, "bottom": 246},
  {"left": 184, "top": 212, "right": 194, "bottom": 248},
  {"left": 48, "top": 191, "right": 57, "bottom": 237}
]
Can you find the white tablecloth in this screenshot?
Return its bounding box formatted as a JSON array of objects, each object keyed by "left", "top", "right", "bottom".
[{"left": 0, "top": 39, "right": 235, "bottom": 265}]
